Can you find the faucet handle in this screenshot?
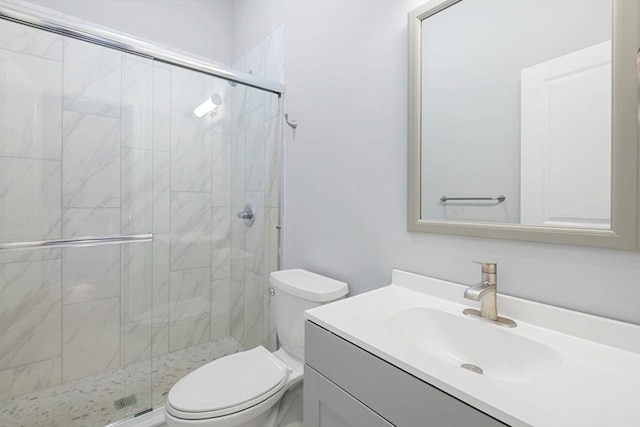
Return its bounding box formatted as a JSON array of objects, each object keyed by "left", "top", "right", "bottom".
[{"left": 473, "top": 261, "right": 497, "bottom": 274}]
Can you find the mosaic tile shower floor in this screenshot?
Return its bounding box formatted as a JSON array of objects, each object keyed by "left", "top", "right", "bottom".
[{"left": 0, "top": 337, "right": 244, "bottom": 427}]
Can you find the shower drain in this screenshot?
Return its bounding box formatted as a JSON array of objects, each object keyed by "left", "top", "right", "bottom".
[
  {"left": 460, "top": 363, "right": 484, "bottom": 375},
  {"left": 114, "top": 394, "right": 137, "bottom": 410}
]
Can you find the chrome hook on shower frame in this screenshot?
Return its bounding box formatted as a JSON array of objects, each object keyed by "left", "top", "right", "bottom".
[{"left": 285, "top": 113, "right": 298, "bottom": 129}]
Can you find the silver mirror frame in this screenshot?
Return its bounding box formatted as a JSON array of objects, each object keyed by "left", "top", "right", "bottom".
[{"left": 408, "top": 0, "right": 640, "bottom": 251}]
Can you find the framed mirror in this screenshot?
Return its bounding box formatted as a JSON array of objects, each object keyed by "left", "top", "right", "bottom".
[{"left": 408, "top": 0, "right": 639, "bottom": 250}]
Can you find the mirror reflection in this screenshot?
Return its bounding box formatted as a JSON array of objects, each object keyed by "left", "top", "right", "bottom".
[{"left": 420, "top": 0, "right": 612, "bottom": 230}]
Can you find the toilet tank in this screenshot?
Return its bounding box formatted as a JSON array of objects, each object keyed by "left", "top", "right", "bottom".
[{"left": 270, "top": 269, "right": 348, "bottom": 361}]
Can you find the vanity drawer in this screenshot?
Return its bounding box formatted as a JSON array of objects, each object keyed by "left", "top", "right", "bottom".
[{"left": 305, "top": 321, "right": 507, "bottom": 427}]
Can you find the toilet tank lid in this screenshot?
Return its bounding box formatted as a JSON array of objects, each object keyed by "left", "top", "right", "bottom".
[{"left": 269, "top": 269, "right": 348, "bottom": 302}]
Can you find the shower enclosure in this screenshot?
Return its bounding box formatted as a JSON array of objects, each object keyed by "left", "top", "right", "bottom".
[{"left": 0, "top": 3, "right": 284, "bottom": 426}]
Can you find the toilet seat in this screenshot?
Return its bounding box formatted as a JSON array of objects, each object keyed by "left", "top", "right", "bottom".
[{"left": 166, "top": 346, "right": 290, "bottom": 421}]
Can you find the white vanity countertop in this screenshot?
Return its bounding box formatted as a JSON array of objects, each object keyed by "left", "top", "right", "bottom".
[{"left": 304, "top": 269, "right": 640, "bottom": 427}]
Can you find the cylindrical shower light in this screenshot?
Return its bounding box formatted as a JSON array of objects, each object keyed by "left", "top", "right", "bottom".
[{"left": 194, "top": 93, "right": 222, "bottom": 117}]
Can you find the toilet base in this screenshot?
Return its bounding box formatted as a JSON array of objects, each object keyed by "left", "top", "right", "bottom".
[
  {"left": 274, "top": 383, "right": 303, "bottom": 427},
  {"left": 165, "top": 402, "right": 277, "bottom": 427}
]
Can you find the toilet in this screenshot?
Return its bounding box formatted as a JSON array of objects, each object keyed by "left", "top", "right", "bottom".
[{"left": 164, "top": 269, "right": 349, "bottom": 427}]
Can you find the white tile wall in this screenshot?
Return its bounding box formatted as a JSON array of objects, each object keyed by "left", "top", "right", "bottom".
[
  {"left": 170, "top": 66, "right": 213, "bottom": 115},
  {"left": 0, "top": 49, "right": 62, "bottom": 160},
  {"left": 0, "top": 19, "right": 62, "bottom": 61},
  {"left": 211, "top": 278, "right": 231, "bottom": 340},
  {"left": 122, "top": 148, "right": 153, "bottom": 233},
  {"left": 122, "top": 56, "right": 153, "bottom": 150},
  {"left": 61, "top": 208, "right": 121, "bottom": 304},
  {"left": 152, "top": 63, "right": 171, "bottom": 152},
  {"left": 0, "top": 357, "right": 62, "bottom": 400},
  {"left": 0, "top": 157, "right": 62, "bottom": 243},
  {"left": 121, "top": 320, "right": 152, "bottom": 366},
  {"left": 0, "top": 11, "right": 65, "bottom": 269},
  {"left": 245, "top": 191, "right": 266, "bottom": 275},
  {"left": 230, "top": 25, "right": 284, "bottom": 350},
  {"left": 152, "top": 234, "right": 170, "bottom": 317},
  {"left": 212, "top": 133, "right": 232, "bottom": 207},
  {"left": 211, "top": 207, "right": 232, "bottom": 280},
  {"left": 0, "top": 260, "right": 61, "bottom": 370},
  {"left": 245, "top": 108, "right": 268, "bottom": 192},
  {"left": 121, "top": 242, "right": 152, "bottom": 323},
  {"left": 61, "top": 298, "right": 120, "bottom": 382},
  {"left": 230, "top": 212, "right": 245, "bottom": 282},
  {"left": 170, "top": 192, "right": 212, "bottom": 271},
  {"left": 151, "top": 314, "right": 170, "bottom": 357},
  {"left": 62, "top": 38, "right": 121, "bottom": 117},
  {"left": 169, "top": 267, "right": 211, "bottom": 352},
  {"left": 243, "top": 271, "right": 264, "bottom": 349},
  {"left": 229, "top": 278, "right": 244, "bottom": 343},
  {"left": 170, "top": 111, "right": 212, "bottom": 193},
  {"left": 153, "top": 152, "right": 171, "bottom": 233},
  {"left": 62, "top": 111, "right": 121, "bottom": 208}
]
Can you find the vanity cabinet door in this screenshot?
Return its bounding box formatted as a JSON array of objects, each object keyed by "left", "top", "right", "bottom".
[{"left": 304, "top": 365, "right": 393, "bottom": 427}]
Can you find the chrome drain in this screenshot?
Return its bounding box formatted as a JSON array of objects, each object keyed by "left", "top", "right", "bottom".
[
  {"left": 114, "top": 394, "right": 137, "bottom": 410},
  {"left": 461, "top": 363, "right": 484, "bottom": 375}
]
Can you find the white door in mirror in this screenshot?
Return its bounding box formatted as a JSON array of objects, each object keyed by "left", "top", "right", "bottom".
[{"left": 520, "top": 41, "right": 611, "bottom": 229}]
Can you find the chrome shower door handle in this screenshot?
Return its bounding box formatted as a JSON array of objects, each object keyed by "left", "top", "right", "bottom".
[
  {"left": 0, "top": 233, "right": 154, "bottom": 251},
  {"left": 236, "top": 203, "right": 256, "bottom": 226}
]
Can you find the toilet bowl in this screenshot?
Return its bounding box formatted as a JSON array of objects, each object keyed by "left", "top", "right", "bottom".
[{"left": 165, "top": 269, "right": 348, "bottom": 427}]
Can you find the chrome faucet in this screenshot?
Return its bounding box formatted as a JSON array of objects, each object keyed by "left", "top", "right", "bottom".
[
  {"left": 463, "top": 261, "right": 516, "bottom": 328},
  {"left": 464, "top": 261, "right": 498, "bottom": 320}
]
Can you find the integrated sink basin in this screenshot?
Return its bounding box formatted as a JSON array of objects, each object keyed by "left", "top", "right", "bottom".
[{"left": 386, "top": 307, "right": 562, "bottom": 383}]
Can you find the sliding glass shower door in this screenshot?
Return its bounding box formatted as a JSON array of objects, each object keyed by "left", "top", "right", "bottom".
[
  {"left": 0, "top": 17, "right": 155, "bottom": 426},
  {"left": 0, "top": 10, "right": 282, "bottom": 427}
]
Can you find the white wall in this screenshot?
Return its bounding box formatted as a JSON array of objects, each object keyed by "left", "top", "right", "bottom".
[
  {"left": 232, "top": 0, "right": 640, "bottom": 324},
  {"left": 28, "top": 0, "right": 233, "bottom": 64}
]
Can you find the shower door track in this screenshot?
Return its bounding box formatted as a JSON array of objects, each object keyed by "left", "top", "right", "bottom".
[{"left": 0, "top": 1, "right": 284, "bottom": 95}]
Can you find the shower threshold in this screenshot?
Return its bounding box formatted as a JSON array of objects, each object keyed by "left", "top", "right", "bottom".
[{"left": 0, "top": 337, "right": 244, "bottom": 427}]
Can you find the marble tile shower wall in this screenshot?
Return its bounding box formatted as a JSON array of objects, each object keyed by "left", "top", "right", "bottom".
[
  {"left": 0, "top": 20, "right": 153, "bottom": 400},
  {"left": 0, "top": 18, "right": 282, "bottom": 402},
  {"left": 229, "top": 24, "right": 284, "bottom": 353}
]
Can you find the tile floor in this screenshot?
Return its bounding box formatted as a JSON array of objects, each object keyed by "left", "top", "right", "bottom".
[{"left": 0, "top": 337, "right": 244, "bottom": 427}]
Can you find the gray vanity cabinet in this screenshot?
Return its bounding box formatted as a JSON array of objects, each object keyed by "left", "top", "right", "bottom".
[
  {"left": 305, "top": 367, "right": 393, "bottom": 427},
  {"left": 304, "top": 321, "right": 508, "bottom": 427}
]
